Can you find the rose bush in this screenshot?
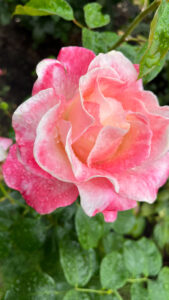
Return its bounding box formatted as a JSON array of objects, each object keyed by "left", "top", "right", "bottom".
[{"left": 2, "top": 47, "right": 169, "bottom": 221}]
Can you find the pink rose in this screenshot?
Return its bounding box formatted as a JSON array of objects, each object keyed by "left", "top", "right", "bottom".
[
  {"left": 2, "top": 47, "right": 169, "bottom": 221},
  {"left": 0, "top": 137, "right": 12, "bottom": 162}
]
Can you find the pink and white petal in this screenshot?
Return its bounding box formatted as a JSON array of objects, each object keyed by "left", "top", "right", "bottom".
[
  {"left": 80, "top": 67, "right": 124, "bottom": 106},
  {"left": 116, "top": 91, "right": 169, "bottom": 160},
  {"left": 0, "top": 147, "right": 7, "bottom": 162},
  {"left": 34, "top": 104, "right": 76, "bottom": 182},
  {"left": 77, "top": 177, "right": 137, "bottom": 221},
  {"left": 0, "top": 137, "right": 12, "bottom": 150},
  {"left": 65, "top": 94, "right": 94, "bottom": 143},
  {"left": 103, "top": 211, "right": 118, "bottom": 222},
  {"left": 136, "top": 90, "right": 169, "bottom": 118},
  {"left": 0, "top": 138, "right": 12, "bottom": 162},
  {"left": 57, "top": 46, "right": 95, "bottom": 83},
  {"left": 88, "top": 51, "right": 138, "bottom": 84},
  {"left": 65, "top": 125, "right": 106, "bottom": 181},
  {"left": 80, "top": 67, "right": 127, "bottom": 126},
  {"left": 2, "top": 145, "right": 79, "bottom": 214},
  {"left": 115, "top": 152, "right": 169, "bottom": 204},
  {"left": 102, "top": 194, "right": 137, "bottom": 222},
  {"left": 13, "top": 88, "right": 59, "bottom": 177},
  {"left": 32, "top": 59, "right": 67, "bottom": 96},
  {"left": 93, "top": 113, "right": 152, "bottom": 172},
  {"left": 33, "top": 47, "right": 95, "bottom": 100},
  {"left": 72, "top": 125, "right": 101, "bottom": 164},
  {"left": 88, "top": 125, "right": 128, "bottom": 166}
]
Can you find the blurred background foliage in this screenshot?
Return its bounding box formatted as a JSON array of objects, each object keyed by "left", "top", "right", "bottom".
[{"left": 0, "top": 0, "right": 169, "bottom": 299}]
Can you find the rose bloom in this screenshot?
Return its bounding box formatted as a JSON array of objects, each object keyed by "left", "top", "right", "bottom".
[{"left": 2, "top": 47, "right": 169, "bottom": 221}]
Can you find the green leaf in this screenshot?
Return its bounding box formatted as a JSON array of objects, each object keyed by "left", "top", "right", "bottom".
[
  {"left": 118, "top": 43, "right": 139, "bottom": 63},
  {"left": 111, "top": 210, "right": 136, "bottom": 235},
  {"left": 100, "top": 251, "right": 129, "bottom": 290},
  {"left": 60, "top": 240, "right": 95, "bottom": 287},
  {"left": 83, "top": 3, "right": 110, "bottom": 29},
  {"left": 124, "top": 237, "right": 162, "bottom": 277},
  {"left": 135, "top": 41, "right": 167, "bottom": 83},
  {"left": 139, "top": 0, "right": 169, "bottom": 80},
  {"left": 148, "top": 267, "right": 169, "bottom": 300},
  {"left": 102, "top": 232, "right": 125, "bottom": 254},
  {"left": 64, "top": 290, "right": 91, "bottom": 300},
  {"left": 153, "top": 220, "right": 169, "bottom": 249},
  {"left": 131, "top": 283, "right": 149, "bottom": 300},
  {"left": 11, "top": 217, "right": 46, "bottom": 252},
  {"left": 0, "top": 231, "right": 11, "bottom": 259},
  {"left": 4, "top": 271, "right": 56, "bottom": 300},
  {"left": 82, "top": 28, "right": 118, "bottom": 54},
  {"left": 129, "top": 216, "right": 146, "bottom": 238},
  {"left": 75, "top": 207, "right": 104, "bottom": 250},
  {"left": 14, "top": 0, "right": 74, "bottom": 20}
]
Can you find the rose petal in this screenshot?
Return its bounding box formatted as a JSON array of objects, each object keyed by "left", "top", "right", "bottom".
[
  {"left": 33, "top": 47, "right": 95, "bottom": 99},
  {"left": 65, "top": 93, "right": 93, "bottom": 143},
  {"left": 88, "top": 50, "right": 138, "bottom": 84},
  {"left": 0, "top": 137, "right": 12, "bottom": 162},
  {"left": 77, "top": 177, "right": 137, "bottom": 221},
  {"left": 57, "top": 46, "right": 95, "bottom": 86},
  {"left": 92, "top": 113, "right": 152, "bottom": 172},
  {"left": 114, "top": 90, "right": 169, "bottom": 160},
  {"left": 87, "top": 125, "right": 128, "bottom": 166},
  {"left": 32, "top": 59, "right": 67, "bottom": 96},
  {"left": 115, "top": 152, "right": 169, "bottom": 204},
  {"left": 13, "top": 88, "right": 58, "bottom": 178},
  {"left": 73, "top": 125, "right": 101, "bottom": 163},
  {"left": 80, "top": 67, "right": 128, "bottom": 127},
  {"left": 2, "top": 145, "right": 78, "bottom": 214},
  {"left": 34, "top": 104, "right": 76, "bottom": 182}
]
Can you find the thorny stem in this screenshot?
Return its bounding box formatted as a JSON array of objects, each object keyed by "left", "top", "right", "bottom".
[{"left": 111, "top": 0, "right": 161, "bottom": 49}]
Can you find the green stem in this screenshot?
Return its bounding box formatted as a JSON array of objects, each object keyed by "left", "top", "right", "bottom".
[
  {"left": 75, "top": 287, "right": 123, "bottom": 298},
  {"left": 111, "top": 0, "right": 161, "bottom": 49},
  {"left": 114, "top": 290, "right": 123, "bottom": 300},
  {"left": 127, "top": 277, "right": 148, "bottom": 283},
  {"left": 0, "top": 196, "right": 6, "bottom": 202},
  {"left": 0, "top": 182, "right": 15, "bottom": 204},
  {"left": 0, "top": 181, "right": 26, "bottom": 208},
  {"left": 73, "top": 19, "right": 84, "bottom": 29},
  {"left": 75, "top": 287, "right": 110, "bottom": 294}
]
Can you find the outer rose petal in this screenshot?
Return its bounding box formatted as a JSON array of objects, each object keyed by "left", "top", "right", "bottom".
[
  {"left": 13, "top": 88, "right": 58, "bottom": 177},
  {"left": 32, "top": 59, "right": 67, "bottom": 97},
  {"left": 115, "top": 152, "right": 169, "bottom": 204},
  {"left": 0, "top": 137, "right": 12, "bottom": 162},
  {"left": 34, "top": 104, "right": 76, "bottom": 182},
  {"left": 57, "top": 46, "right": 95, "bottom": 85},
  {"left": 2, "top": 145, "right": 78, "bottom": 214},
  {"left": 33, "top": 47, "right": 95, "bottom": 99},
  {"left": 77, "top": 177, "right": 137, "bottom": 222}
]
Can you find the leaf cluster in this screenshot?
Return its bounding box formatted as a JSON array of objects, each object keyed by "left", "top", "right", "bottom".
[{"left": 0, "top": 187, "right": 169, "bottom": 299}]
